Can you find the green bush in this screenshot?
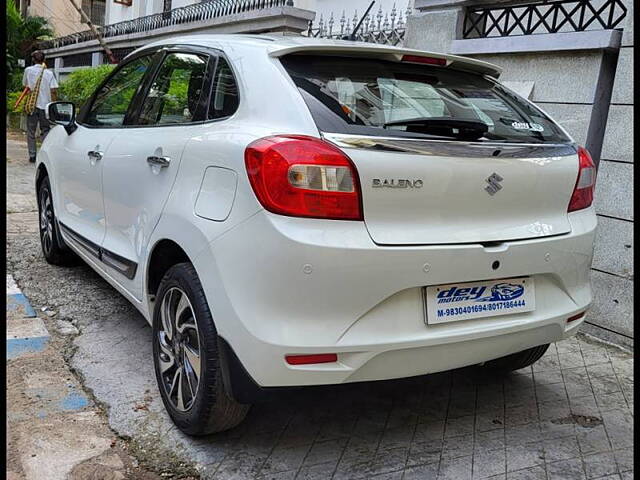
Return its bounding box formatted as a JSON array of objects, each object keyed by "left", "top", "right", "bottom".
[
  {"left": 8, "top": 70, "right": 23, "bottom": 92},
  {"left": 7, "top": 90, "right": 23, "bottom": 113},
  {"left": 5, "top": 65, "right": 114, "bottom": 114},
  {"left": 58, "top": 64, "right": 115, "bottom": 109}
]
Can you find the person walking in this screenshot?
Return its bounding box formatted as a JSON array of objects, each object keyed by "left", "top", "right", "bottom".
[{"left": 22, "top": 50, "right": 58, "bottom": 163}]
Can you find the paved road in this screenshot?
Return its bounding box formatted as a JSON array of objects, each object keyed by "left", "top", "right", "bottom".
[{"left": 7, "top": 135, "right": 634, "bottom": 479}]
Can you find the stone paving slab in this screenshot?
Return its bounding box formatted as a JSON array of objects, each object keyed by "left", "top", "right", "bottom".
[
  {"left": 6, "top": 276, "right": 49, "bottom": 360},
  {"left": 7, "top": 292, "right": 37, "bottom": 318},
  {"left": 15, "top": 412, "right": 112, "bottom": 479},
  {"left": 5, "top": 271, "right": 165, "bottom": 479},
  {"left": 71, "top": 306, "right": 634, "bottom": 479},
  {"left": 7, "top": 317, "right": 50, "bottom": 339},
  {"left": 6, "top": 336, "right": 50, "bottom": 360}
]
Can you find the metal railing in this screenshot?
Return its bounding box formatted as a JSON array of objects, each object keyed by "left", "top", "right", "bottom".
[
  {"left": 463, "top": 0, "right": 628, "bottom": 38},
  {"left": 39, "top": 0, "right": 293, "bottom": 50},
  {"left": 306, "top": 2, "right": 412, "bottom": 46}
]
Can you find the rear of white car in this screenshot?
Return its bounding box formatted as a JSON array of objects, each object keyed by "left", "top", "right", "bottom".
[
  {"left": 192, "top": 40, "right": 597, "bottom": 395},
  {"left": 37, "top": 35, "right": 597, "bottom": 434}
]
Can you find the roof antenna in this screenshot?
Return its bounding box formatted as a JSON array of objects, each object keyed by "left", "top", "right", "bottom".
[{"left": 346, "top": 1, "right": 375, "bottom": 41}]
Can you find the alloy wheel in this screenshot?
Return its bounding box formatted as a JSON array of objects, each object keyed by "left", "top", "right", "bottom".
[
  {"left": 39, "top": 188, "right": 54, "bottom": 255},
  {"left": 157, "top": 287, "right": 202, "bottom": 412}
]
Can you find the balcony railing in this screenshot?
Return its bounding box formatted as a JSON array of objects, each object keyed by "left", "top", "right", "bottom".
[
  {"left": 463, "top": 0, "right": 627, "bottom": 38},
  {"left": 306, "top": 2, "right": 412, "bottom": 46},
  {"left": 39, "top": 0, "right": 293, "bottom": 50}
]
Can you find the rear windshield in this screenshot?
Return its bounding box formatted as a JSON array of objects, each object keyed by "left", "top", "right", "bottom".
[{"left": 281, "top": 55, "right": 571, "bottom": 144}]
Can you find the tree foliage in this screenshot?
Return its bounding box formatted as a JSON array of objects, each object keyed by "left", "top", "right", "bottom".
[
  {"left": 6, "top": 0, "right": 54, "bottom": 68},
  {"left": 57, "top": 64, "right": 116, "bottom": 108},
  {"left": 6, "top": 0, "right": 54, "bottom": 89}
]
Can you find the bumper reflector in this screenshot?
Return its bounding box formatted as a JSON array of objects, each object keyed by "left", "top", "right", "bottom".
[
  {"left": 285, "top": 353, "right": 337, "bottom": 365},
  {"left": 567, "top": 312, "right": 586, "bottom": 323}
]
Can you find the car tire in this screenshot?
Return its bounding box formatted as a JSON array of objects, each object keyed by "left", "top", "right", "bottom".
[
  {"left": 483, "top": 344, "right": 550, "bottom": 372},
  {"left": 152, "top": 262, "right": 250, "bottom": 435},
  {"left": 37, "top": 176, "right": 79, "bottom": 266}
]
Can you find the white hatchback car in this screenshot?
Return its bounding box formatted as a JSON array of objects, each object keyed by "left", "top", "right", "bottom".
[{"left": 38, "top": 34, "right": 596, "bottom": 435}]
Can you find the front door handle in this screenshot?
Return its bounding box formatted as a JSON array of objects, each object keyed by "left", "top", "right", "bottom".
[
  {"left": 88, "top": 150, "right": 103, "bottom": 161},
  {"left": 147, "top": 155, "right": 171, "bottom": 168}
]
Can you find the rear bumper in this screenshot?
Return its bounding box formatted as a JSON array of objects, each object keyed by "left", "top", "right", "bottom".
[
  {"left": 218, "top": 316, "right": 584, "bottom": 403},
  {"left": 195, "top": 207, "right": 595, "bottom": 388}
]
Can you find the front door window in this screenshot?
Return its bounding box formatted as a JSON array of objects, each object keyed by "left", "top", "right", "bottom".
[{"left": 85, "top": 55, "right": 153, "bottom": 127}]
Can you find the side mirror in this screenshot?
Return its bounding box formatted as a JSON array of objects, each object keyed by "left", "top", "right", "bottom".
[{"left": 46, "top": 101, "right": 77, "bottom": 134}]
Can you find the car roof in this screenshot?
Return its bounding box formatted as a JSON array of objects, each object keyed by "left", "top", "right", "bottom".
[{"left": 136, "top": 33, "right": 502, "bottom": 78}]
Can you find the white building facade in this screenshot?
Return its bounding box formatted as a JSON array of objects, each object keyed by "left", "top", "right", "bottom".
[{"left": 103, "top": 0, "right": 411, "bottom": 26}]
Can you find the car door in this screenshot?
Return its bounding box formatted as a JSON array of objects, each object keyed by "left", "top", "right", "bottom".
[
  {"left": 53, "top": 53, "right": 156, "bottom": 250},
  {"left": 100, "top": 48, "right": 215, "bottom": 299}
]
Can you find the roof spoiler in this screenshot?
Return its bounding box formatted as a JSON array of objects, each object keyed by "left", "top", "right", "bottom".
[{"left": 268, "top": 45, "right": 502, "bottom": 78}]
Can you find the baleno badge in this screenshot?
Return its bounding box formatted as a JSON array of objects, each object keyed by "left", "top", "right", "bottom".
[
  {"left": 372, "top": 179, "right": 424, "bottom": 189},
  {"left": 484, "top": 173, "right": 503, "bottom": 196}
]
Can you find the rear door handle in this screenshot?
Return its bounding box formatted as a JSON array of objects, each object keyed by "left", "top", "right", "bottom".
[
  {"left": 146, "top": 155, "right": 171, "bottom": 168},
  {"left": 88, "top": 150, "right": 103, "bottom": 161}
]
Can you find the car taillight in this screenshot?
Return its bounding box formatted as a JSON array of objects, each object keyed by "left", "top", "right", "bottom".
[
  {"left": 568, "top": 146, "right": 596, "bottom": 212},
  {"left": 401, "top": 55, "right": 447, "bottom": 66},
  {"left": 245, "top": 135, "right": 363, "bottom": 220}
]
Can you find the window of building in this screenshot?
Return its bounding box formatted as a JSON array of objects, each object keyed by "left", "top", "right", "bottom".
[{"left": 81, "top": 0, "right": 106, "bottom": 26}]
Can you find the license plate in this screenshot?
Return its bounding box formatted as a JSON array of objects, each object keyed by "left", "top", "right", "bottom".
[{"left": 424, "top": 277, "right": 535, "bottom": 324}]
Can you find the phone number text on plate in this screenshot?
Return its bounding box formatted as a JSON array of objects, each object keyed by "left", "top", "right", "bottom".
[{"left": 436, "top": 299, "right": 526, "bottom": 318}]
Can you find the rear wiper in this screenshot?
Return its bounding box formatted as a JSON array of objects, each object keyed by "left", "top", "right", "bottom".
[{"left": 384, "top": 117, "right": 489, "bottom": 141}]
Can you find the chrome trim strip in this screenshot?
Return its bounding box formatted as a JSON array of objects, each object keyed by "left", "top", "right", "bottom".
[{"left": 321, "top": 132, "right": 577, "bottom": 159}]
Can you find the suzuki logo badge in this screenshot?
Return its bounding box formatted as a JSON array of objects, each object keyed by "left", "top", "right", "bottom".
[{"left": 485, "top": 173, "right": 503, "bottom": 196}]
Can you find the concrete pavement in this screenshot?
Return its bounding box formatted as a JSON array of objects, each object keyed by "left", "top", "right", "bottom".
[{"left": 6, "top": 273, "right": 163, "bottom": 480}]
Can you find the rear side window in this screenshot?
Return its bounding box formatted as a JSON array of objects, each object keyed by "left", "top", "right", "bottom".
[
  {"left": 281, "top": 55, "right": 570, "bottom": 144},
  {"left": 208, "top": 57, "right": 239, "bottom": 120},
  {"left": 137, "top": 52, "right": 209, "bottom": 125}
]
